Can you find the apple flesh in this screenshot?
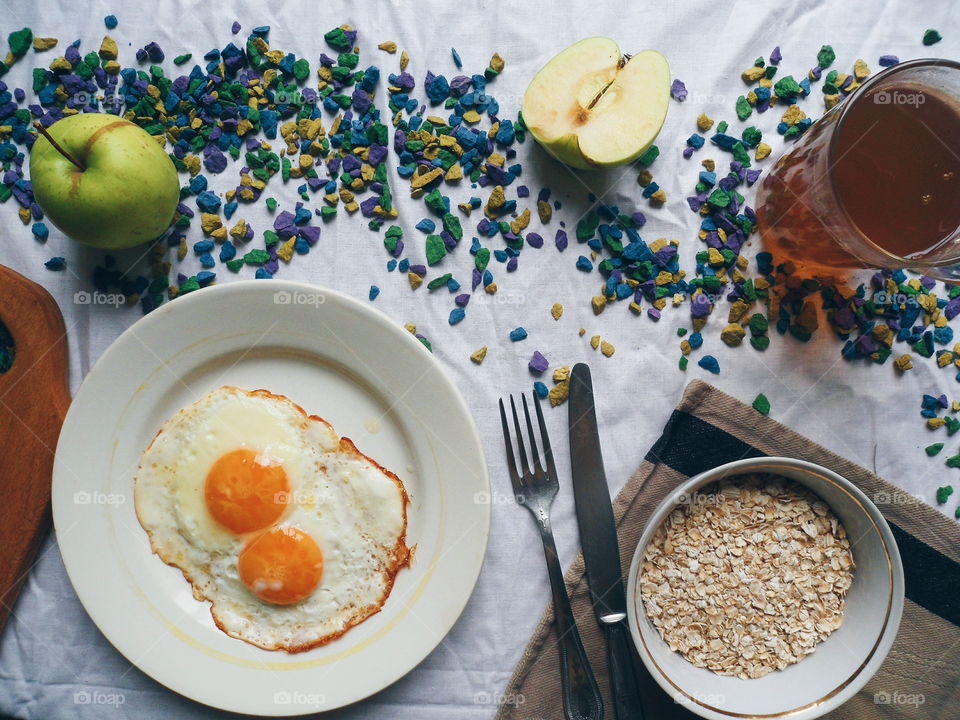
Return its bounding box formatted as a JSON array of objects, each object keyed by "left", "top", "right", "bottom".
[
  {"left": 522, "top": 38, "right": 671, "bottom": 170},
  {"left": 29, "top": 113, "right": 180, "bottom": 250}
]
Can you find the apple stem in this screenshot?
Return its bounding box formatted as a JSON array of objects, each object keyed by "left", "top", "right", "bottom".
[{"left": 32, "top": 122, "right": 85, "bottom": 171}]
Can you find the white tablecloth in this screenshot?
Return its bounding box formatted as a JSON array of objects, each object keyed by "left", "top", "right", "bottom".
[{"left": 1, "top": 1, "right": 957, "bottom": 717}]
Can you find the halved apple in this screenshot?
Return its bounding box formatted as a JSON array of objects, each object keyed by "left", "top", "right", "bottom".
[{"left": 522, "top": 38, "right": 670, "bottom": 170}]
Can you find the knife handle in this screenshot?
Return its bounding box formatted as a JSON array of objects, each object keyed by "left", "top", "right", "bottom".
[
  {"left": 605, "top": 620, "right": 645, "bottom": 720},
  {"left": 540, "top": 526, "right": 604, "bottom": 720}
]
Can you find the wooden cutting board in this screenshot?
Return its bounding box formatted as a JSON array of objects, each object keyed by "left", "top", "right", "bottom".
[{"left": 0, "top": 265, "right": 70, "bottom": 634}]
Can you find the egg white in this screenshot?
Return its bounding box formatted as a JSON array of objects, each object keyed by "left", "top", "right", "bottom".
[{"left": 134, "top": 386, "right": 411, "bottom": 652}]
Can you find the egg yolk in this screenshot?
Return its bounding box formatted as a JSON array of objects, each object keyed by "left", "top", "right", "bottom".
[
  {"left": 204, "top": 448, "right": 290, "bottom": 534},
  {"left": 238, "top": 526, "right": 324, "bottom": 604}
]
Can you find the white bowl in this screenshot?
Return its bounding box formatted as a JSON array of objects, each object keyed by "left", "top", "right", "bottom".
[{"left": 626, "top": 457, "right": 904, "bottom": 720}]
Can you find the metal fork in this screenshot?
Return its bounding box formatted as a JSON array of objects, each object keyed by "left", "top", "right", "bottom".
[{"left": 499, "top": 394, "right": 604, "bottom": 720}]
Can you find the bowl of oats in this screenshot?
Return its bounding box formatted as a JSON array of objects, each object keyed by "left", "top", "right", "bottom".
[{"left": 626, "top": 457, "right": 904, "bottom": 720}]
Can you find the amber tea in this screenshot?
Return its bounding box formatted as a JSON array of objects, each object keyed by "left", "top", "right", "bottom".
[{"left": 756, "top": 59, "right": 960, "bottom": 280}]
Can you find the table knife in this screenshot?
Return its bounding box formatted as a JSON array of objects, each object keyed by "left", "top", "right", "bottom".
[{"left": 569, "top": 363, "right": 645, "bottom": 720}]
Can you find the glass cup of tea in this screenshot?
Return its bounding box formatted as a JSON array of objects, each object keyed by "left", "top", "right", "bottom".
[{"left": 756, "top": 58, "right": 960, "bottom": 282}]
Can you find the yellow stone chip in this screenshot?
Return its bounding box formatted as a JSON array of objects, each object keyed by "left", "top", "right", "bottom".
[
  {"left": 201, "top": 213, "right": 223, "bottom": 234},
  {"left": 548, "top": 381, "right": 569, "bottom": 407},
  {"left": 510, "top": 208, "right": 530, "bottom": 234},
  {"left": 655, "top": 271, "right": 674, "bottom": 286},
  {"left": 720, "top": 323, "right": 745, "bottom": 347},
  {"left": 98, "top": 35, "right": 118, "bottom": 60},
  {"left": 728, "top": 299, "right": 750, "bottom": 323},
  {"left": 537, "top": 200, "right": 552, "bottom": 224},
  {"left": 484, "top": 185, "right": 506, "bottom": 219},
  {"left": 277, "top": 238, "right": 296, "bottom": 262},
  {"left": 894, "top": 354, "right": 913, "bottom": 372},
  {"left": 782, "top": 105, "right": 806, "bottom": 126},
  {"left": 229, "top": 220, "right": 247, "bottom": 241},
  {"left": 32, "top": 37, "right": 58, "bottom": 52},
  {"left": 411, "top": 166, "right": 443, "bottom": 188}
]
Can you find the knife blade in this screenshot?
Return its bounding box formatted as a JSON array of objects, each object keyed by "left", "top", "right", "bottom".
[{"left": 569, "top": 362, "right": 645, "bottom": 720}]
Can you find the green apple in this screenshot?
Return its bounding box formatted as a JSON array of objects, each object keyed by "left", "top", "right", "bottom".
[
  {"left": 29, "top": 114, "right": 180, "bottom": 250},
  {"left": 522, "top": 38, "right": 671, "bottom": 170}
]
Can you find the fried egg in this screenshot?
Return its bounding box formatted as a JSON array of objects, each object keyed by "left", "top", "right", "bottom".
[{"left": 134, "top": 386, "right": 411, "bottom": 652}]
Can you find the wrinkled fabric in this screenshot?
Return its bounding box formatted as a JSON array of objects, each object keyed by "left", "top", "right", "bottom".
[{"left": 1, "top": 1, "right": 958, "bottom": 718}]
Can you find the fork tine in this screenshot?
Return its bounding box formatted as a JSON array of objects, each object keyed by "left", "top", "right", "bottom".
[
  {"left": 509, "top": 395, "right": 531, "bottom": 477},
  {"left": 533, "top": 394, "right": 558, "bottom": 480},
  {"left": 521, "top": 395, "right": 544, "bottom": 475},
  {"left": 498, "top": 398, "right": 523, "bottom": 493}
]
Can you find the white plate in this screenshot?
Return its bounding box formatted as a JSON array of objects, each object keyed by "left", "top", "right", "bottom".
[{"left": 52, "top": 280, "right": 490, "bottom": 715}]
